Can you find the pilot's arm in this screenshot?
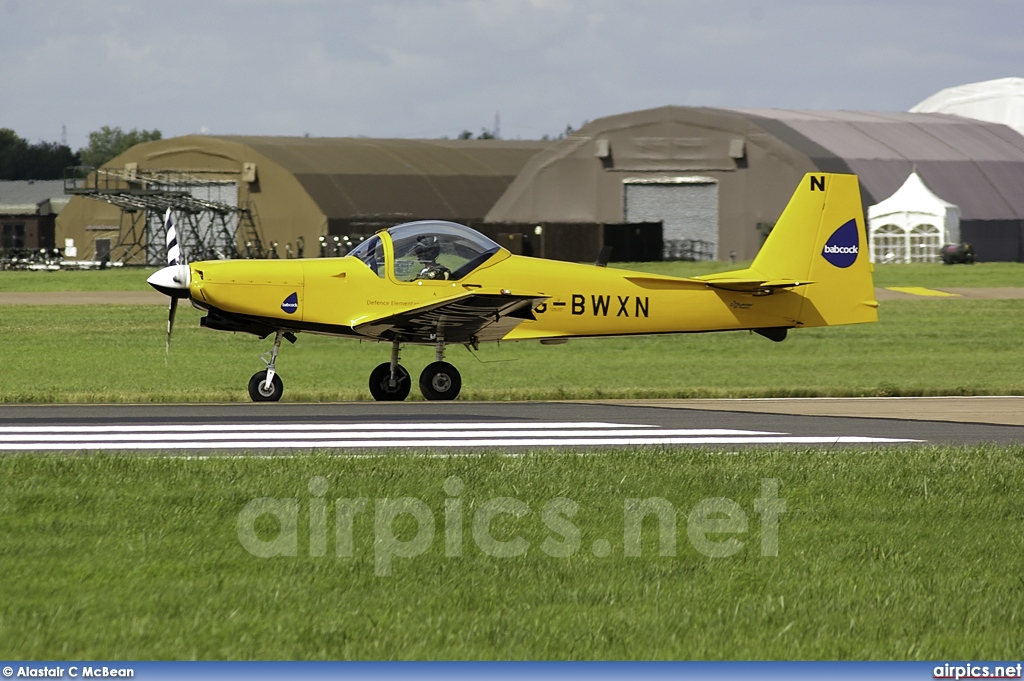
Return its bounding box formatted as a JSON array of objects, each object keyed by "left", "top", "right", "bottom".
[{"left": 417, "top": 263, "right": 452, "bottom": 280}]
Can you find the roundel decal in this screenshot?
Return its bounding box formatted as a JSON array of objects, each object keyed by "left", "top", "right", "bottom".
[
  {"left": 281, "top": 292, "right": 299, "bottom": 314},
  {"left": 821, "top": 219, "right": 859, "bottom": 268}
]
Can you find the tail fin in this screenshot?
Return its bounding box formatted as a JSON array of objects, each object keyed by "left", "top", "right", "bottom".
[
  {"left": 700, "top": 173, "right": 877, "bottom": 328},
  {"left": 757, "top": 173, "right": 877, "bottom": 326}
]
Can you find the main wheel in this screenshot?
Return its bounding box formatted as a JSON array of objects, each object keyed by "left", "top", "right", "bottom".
[
  {"left": 248, "top": 370, "right": 284, "bottom": 402},
  {"left": 419, "top": 361, "right": 462, "bottom": 401},
  {"left": 369, "top": 362, "right": 411, "bottom": 401}
]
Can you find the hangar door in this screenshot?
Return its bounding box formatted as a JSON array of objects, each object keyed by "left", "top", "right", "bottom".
[{"left": 624, "top": 177, "right": 718, "bottom": 260}]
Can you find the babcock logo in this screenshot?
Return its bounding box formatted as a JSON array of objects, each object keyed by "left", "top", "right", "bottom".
[
  {"left": 281, "top": 292, "right": 299, "bottom": 314},
  {"left": 821, "top": 219, "right": 859, "bottom": 268}
]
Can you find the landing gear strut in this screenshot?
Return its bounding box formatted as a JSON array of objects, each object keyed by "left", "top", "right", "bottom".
[{"left": 369, "top": 341, "right": 411, "bottom": 401}]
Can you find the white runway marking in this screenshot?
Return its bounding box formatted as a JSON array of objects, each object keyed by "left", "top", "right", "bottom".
[{"left": 0, "top": 421, "right": 920, "bottom": 451}]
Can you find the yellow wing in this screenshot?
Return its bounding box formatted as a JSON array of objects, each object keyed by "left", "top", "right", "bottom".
[{"left": 354, "top": 290, "right": 547, "bottom": 343}]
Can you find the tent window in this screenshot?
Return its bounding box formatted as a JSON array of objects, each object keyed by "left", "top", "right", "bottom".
[
  {"left": 909, "top": 223, "right": 941, "bottom": 263},
  {"left": 873, "top": 224, "right": 906, "bottom": 264}
]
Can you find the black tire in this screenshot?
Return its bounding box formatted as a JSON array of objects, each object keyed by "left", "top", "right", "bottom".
[
  {"left": 369, "top": 362, "right": 411, "bottom": 401},
  {"left": 419, "top": 361, "right": 462, "bottom": 401},
  {"left": 248, "top": 370, "right": 284, "bottom": 402}
]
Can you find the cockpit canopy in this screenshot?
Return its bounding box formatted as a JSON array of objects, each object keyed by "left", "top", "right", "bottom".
[{"left": 348, "top": 220, "right": 502, "bottom": 281}]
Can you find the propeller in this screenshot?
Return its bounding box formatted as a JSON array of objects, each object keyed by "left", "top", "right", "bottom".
[{"left": 146, "top": 209, "right": 190, "bottom": 361}]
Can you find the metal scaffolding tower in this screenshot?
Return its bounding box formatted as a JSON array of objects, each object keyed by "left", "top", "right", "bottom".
[{"left": 64, "top": 167, "right": 268, "bottom": 264}]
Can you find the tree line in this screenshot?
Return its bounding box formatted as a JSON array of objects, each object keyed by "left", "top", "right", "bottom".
[
  {"left": 0, "top": 126, "right": 162, "bottom": 181},
  {"left": 2, "top": 121, "right": 580, "bottom": 180}
]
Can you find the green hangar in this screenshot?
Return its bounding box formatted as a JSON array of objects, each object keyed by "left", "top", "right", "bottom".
[
  {"left": 485, "top": 106, "right": 1024, "bottom": 262},
  {"left": 58, "top": 105, "right": 1024, "bottom": 264},
  {"left": 57, "top": 135, "right": 548, "bottom": 263}
]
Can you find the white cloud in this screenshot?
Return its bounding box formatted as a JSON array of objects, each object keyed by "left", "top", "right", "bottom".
[{"left": 1, "top": 0, "right": 1021, "bottom": 147}]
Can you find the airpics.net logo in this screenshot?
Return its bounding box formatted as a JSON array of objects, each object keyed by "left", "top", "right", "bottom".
[
  {"left": 281, "top": 292, "right": 299, "bottom": 314},
  {"left": 821, "top": 219, "right": 859, "bottom": 268},
  {"left": 236, "top": 476, "right": 787, "bottom": 576}
]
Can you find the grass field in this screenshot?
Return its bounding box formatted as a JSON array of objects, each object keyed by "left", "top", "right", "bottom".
[
  {"left": 622, "top": 260, "right": 1024, "bottom": 289},
  {"left": 2, "top": 298, "right": 1022, "bottom": 402},
  {"left": 2, "top": 445, "right": 1022, "bottom": 659},
  {"left": 0, "top": 267, "right": 158, "bottom": 292},
  {"left": 1, "top": 260, "right": 1022, "bottom": 661},
  {"left": 1, "top": 257, "right": 1020, "bottom": 402},
  {"left": 1, "top": 260, "right": 1023, "bottom": 292}
]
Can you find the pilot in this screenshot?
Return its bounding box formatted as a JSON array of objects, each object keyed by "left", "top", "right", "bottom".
[{"left": 413, "top": 235, "right": 452, "bottom": 280}]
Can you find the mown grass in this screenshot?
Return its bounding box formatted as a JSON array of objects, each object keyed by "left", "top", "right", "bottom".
[
  {"left": 1, "top": 261, "right": 1022, "bottom": 292},
  {"left": 2, "top": 263, "right": 1021, "bottom": 661},
  {"left": 1, "top": 299, "right": 1022, "bottom": 403},
  {"left": 0, "top": 267, "right": 158, "bottom": 292},
  {"left": 618, "top": 260, "right": 1024, "bottom": 288},
  {"left": 2, "top": 445, "right": 1022, "bottom": 660}
]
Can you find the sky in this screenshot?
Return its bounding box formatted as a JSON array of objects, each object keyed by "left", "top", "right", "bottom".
[{"left": 2, "top": 0, "right": 1022, "bottom": 151}]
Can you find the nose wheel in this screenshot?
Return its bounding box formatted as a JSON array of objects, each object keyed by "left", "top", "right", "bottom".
[{"left": 248, "top": 371, "right": 284, "bottom": 401}]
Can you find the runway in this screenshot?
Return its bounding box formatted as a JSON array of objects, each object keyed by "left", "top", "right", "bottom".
[{"left": 1, "top": 397, "right": 1021, "bottom": 452}]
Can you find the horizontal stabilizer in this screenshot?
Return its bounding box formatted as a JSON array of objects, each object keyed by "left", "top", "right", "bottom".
[
  {"left": 624, "top": 276, "right": 715, "bottom": 290},
  {"left": 700, "top": 278, "right": 813, "bottom": 292},
  {"left": 625, "top": 273, "right": 812, "bottom": 293}
]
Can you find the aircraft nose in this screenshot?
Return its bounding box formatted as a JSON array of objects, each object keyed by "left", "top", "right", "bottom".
[{"left": 147, "top": 264, "right": 192, "bottom": 298}]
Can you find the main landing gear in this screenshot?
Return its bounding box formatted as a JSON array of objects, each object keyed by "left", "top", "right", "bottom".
[
  {"left": 419, "top": 339, "right": 461, "bottom": 401},
  {"left": 245, "top": 335, "right": 462, "bottom": 402},
  {"left": 369, "top": 340, "right": 462, "bottom": 402},
  {"left": 369, "top": 341, "right": 412, "bottom": 401}
]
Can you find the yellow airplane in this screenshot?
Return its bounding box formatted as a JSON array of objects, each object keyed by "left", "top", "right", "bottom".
[{"left": 148, "top": 172, "right": 878, "bottom": 402}]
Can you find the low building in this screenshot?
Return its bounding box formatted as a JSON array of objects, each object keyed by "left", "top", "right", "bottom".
[{"left": 0, "top": 179, "right": 65, "bottom": 252}]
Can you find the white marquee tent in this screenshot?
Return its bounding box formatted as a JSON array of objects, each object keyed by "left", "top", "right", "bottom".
[
  {"left": 911, "top": 77, "right": 1024, "bottom": 137},
  {"left": 867, "top": 171, "right": 960, "bottom": 263}
]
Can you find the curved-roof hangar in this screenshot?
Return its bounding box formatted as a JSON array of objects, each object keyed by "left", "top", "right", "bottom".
[{"left": 58, "top": 104, "right": 1024, "bottom": 263}]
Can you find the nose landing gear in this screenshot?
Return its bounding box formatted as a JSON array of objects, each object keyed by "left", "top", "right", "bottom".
[{"left": 247, "top": 330, "right": 295, "bottom": 402}]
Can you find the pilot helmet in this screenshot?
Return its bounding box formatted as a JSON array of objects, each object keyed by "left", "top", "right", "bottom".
[{"left": 413, "top": 235, "right": 441, "bottom": 261}]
